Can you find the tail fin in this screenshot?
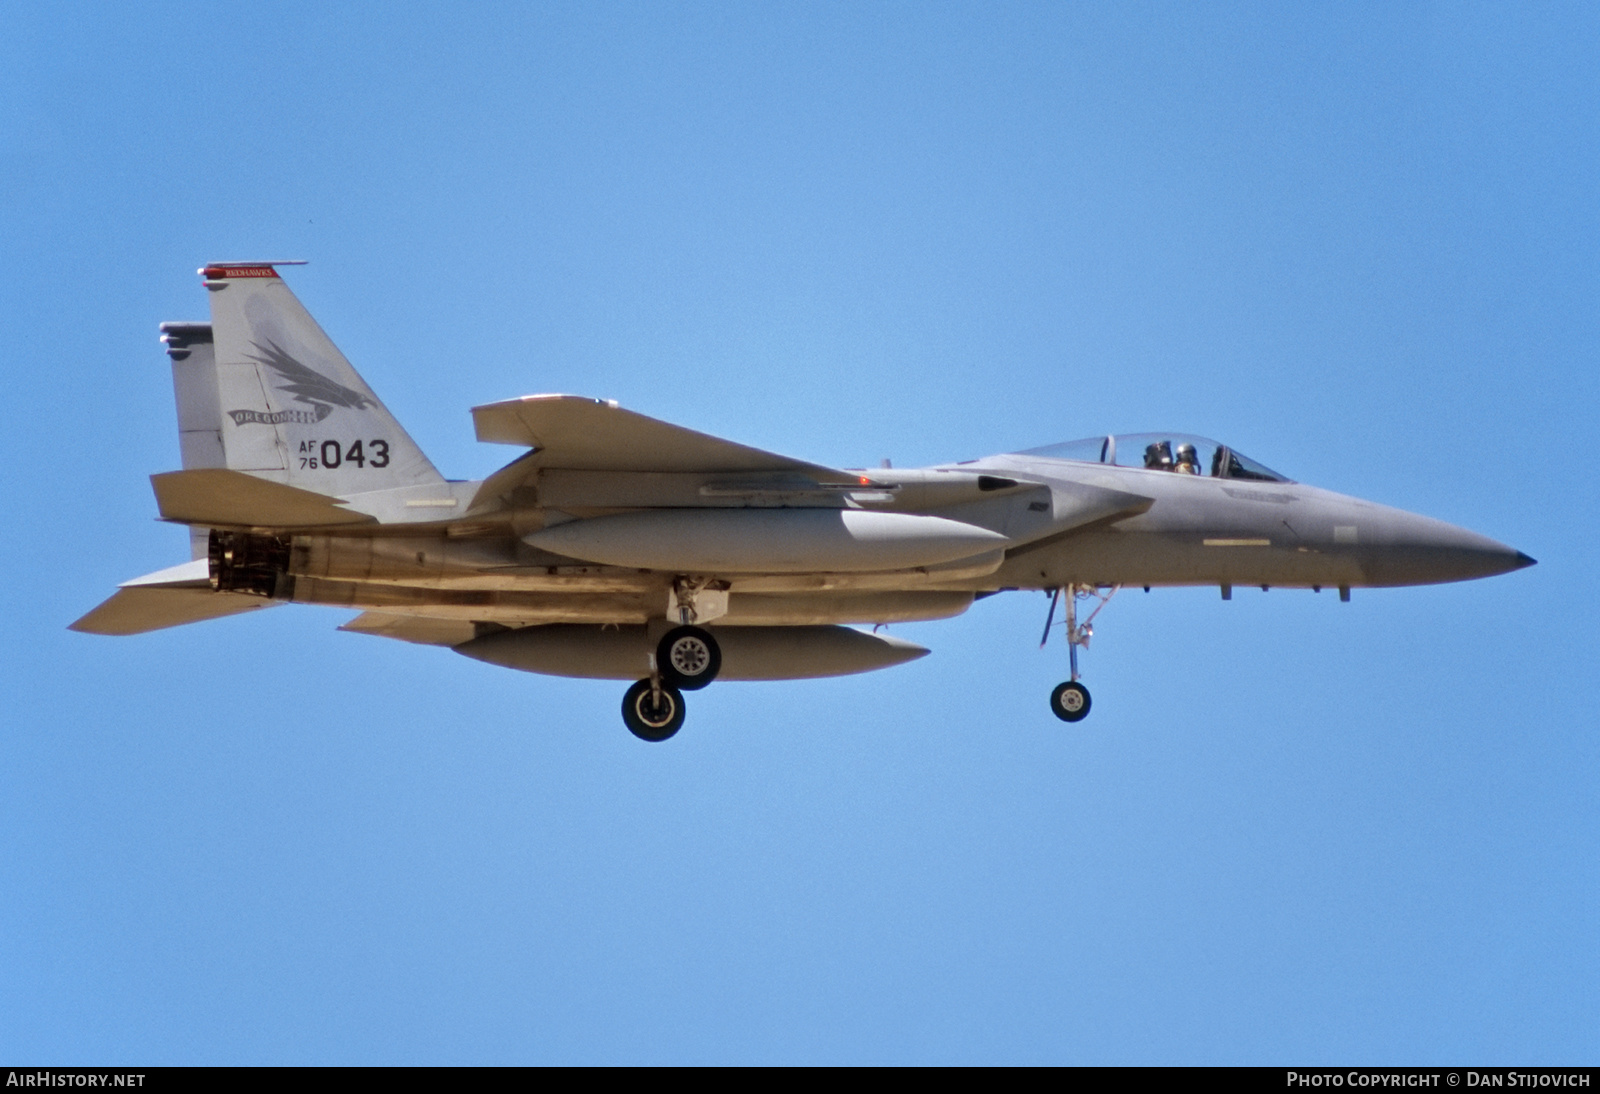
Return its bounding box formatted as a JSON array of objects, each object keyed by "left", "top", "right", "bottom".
[
  {"left": 161, "top": 320, "right": 224, "bottom": 558},
  {"left": 190, "top": 262, "right": 444, "bottom": 499}
]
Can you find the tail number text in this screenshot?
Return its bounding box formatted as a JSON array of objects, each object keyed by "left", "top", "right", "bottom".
[{"left": 298, "top": 439, "right": 390, "bottom": 470}]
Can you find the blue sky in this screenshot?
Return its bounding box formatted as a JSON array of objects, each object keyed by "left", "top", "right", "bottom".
[{"left": 2, "top": 1, "right": 1595, "bottom": 1064}]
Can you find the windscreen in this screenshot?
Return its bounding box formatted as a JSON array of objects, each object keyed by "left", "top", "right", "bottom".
[{"left": 1017, "top": 433, "right": 1290, "bottom": 482}]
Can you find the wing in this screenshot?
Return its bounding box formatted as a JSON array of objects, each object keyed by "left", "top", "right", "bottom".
[{"left": 471, "top": 395, "right": 852, "bottom": 477}]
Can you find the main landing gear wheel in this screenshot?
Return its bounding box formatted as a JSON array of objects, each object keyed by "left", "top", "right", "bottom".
[
  {"left": 1050, "top": 681, "right": 1091, "bottom": 723},
  {"left": 657, "top": 625, "right": 721, "bottom": 691},
  {"left": 622, "top": 679, "right": 686, "bottom": 742}
]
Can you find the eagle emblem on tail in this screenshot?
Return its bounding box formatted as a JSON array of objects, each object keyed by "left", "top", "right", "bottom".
[{"left": 227, "top": 341, "right": 376, "bottom": 426}]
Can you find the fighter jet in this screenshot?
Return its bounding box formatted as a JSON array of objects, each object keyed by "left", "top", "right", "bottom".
[{"left": 71, "top": 262, "right": 1535, "bottom": 740}]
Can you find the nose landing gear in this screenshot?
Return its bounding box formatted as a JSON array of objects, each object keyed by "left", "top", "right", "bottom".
[
  {"left": 1041, "top": 584, "right": 1118, "bottom": 723},
  {"left": 1051, "top": 680, "right": 1091, "bottom": 721}
]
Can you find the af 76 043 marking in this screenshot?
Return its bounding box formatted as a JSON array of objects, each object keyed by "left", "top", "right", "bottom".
[{"left": 296, "top": 438, "right": 390, "bottom": 470}]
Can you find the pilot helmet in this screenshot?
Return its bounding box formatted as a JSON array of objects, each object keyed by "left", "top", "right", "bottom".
[
  {"left": 1175, "top": 443, "right": 1198, "bottom": 464},
  {"left": 1144, "top": 441, "right": 1173, "bottom": 468}
]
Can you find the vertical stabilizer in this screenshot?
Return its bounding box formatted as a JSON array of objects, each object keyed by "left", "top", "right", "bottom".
[
  {"left": 199, "top": 263, "right": 445, "bottom": 497},
  {"left": 162, "top": 321, "right": 222, "bottom": 557}
]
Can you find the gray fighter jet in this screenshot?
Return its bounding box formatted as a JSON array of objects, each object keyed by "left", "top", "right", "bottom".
[{"left": 72, "top": 263, "right": 1535, "bottom": 740}]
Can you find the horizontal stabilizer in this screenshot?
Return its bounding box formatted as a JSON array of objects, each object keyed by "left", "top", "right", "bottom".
[
  {"left": 472, "top": 395, "right": 850, "bottom": 477},
  {"left": 118, "top": 557, "right": 211, "bottom": 587},
  {"left": 339, "top": 612, "right": 478, "bottom": 647},
  {"left": 151, "top": 468, "right": 376, "bottom": 528},
  {"left": 69, "top": 586, "right": 271, "bottom": 635}
]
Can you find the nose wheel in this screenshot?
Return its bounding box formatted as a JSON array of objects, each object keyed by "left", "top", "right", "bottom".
[
  {"left": 1050, "top": 681, "right": 1091, "bottom": 722},
  {"left": 1041, "top": 584, "right": 1117, "bottom": 723}
]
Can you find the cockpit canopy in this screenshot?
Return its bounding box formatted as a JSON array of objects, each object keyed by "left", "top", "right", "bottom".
[{"left": 1019, "top": 433, "right": 1291, "bottom": 483}]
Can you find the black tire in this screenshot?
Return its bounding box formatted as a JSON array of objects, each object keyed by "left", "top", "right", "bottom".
[
  {"left": 1050, "top": 681, "right": 1091, "bottom": 723},
  {"left": 622, "top": 679, "right": 686, "bottom": 742},
  {"left": 656, "top": 625, "right": 721, "bottom": 691}
]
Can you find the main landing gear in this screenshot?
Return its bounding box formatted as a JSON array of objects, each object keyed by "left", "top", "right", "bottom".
[
  {"left": 657, "top": 625, "right": 721, "bottom": 690},
  {"left": 1040, "top": 584, "right": 1119, "bottom": 723},
  {"left": 622, "top": 678, "right": 686, "bottom": 742},
  {"left": 622, "top": 582, "right": 725, "bottom": 741}
]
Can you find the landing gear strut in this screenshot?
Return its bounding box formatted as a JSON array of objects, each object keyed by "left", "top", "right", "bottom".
[{"left": 1041, "top": 584, "right": 1118, "bottom": 723}]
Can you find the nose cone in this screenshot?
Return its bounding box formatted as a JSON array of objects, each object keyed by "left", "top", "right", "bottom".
[{"left": 1358, "top": 509, "right": 1535, "bottom": 587}]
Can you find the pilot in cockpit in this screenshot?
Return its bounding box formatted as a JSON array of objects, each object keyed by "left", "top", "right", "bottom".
[
  {"left": 1173, "top": 443, "right": 1200, "bottom": 475},
  {"left": 1143, "top": 440, "right": 1174, "bottom": 471}
]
